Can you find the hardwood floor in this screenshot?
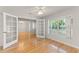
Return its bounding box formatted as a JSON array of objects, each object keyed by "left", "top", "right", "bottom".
[
  {"left": 0, "top": 32, "right": 79, "bottom": 53},
  {"left": 0, "top": 32, "right": 51, "bottom": 53}
]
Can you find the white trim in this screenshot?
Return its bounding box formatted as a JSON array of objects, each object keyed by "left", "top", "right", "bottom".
[
  {"left": 48, "top": 20, "right": 49, "bottom": 35},
  {"left": 36, "top": 20, "right": 38, "bottom": 37},
  {"left": 3, "top": 12, "right": 17, "bottom": 17},
  {"left": 3, "top": 12, "right": 18, "bottom": 49},
  {"left": 3, "top": 39, "right": 17, "bottom": 49},
  {"left": 29, "top": 21, "right": 30, "bottom": 40},
  {"left": 50, "top": 38, "right": 79, "bottom": 49},
  {"left": 36, "top": 19, "right": 45, "bottom": 38},
  {"left": 16, "top": 16, "right": 19, "bottom": 42},
  {"left": 3, "top": 12, "right": 6, "bottom": 49}
]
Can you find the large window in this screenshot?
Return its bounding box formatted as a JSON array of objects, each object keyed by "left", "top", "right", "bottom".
[
  {"left": 49, "top": 19, "right": 66, "bottom": 33},
  {"left": 48, "top": 17, "right": 72, "bottom": 39}
]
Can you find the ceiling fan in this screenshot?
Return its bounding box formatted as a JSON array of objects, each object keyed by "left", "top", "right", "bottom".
[
  {"left": 27, "top": 6, "right": 46, "bottom": 15},
  {"left": 35, "top": 6, "right": 46, "bottom": 15}
]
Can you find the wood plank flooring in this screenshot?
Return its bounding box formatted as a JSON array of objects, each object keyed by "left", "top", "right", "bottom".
[
  {"left": 0, "top": 32, "right": 79, "bottom": 53},
  {"left": 0, "top": 32, "right": 51, "bottom": 53}
]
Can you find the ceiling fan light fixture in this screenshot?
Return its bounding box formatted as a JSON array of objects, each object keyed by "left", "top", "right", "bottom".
[{"left": 38, "top": 11, "right": 43, "bottom": 15}]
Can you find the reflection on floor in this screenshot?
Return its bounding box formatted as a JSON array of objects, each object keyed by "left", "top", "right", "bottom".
[
  {"left": 0, "top": 32, "right": 79, "bottom": 53},
  {"left": 0, "top": 32, "right": 51, "bottom": 53}
]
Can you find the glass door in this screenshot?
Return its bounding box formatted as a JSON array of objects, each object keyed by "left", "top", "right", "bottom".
[
  {"left": 36, "top": 19, "right": 45, "bottom": 38},
  {"left": 3, "top": 12, "right": 18, "bottom": 49}
]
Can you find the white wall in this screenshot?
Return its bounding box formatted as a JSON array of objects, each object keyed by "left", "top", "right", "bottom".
[
  {"left": 0, "top": 13, "right": 3, "bottom": 46},
  {"left": 18, "top": 20, "right": 30, "bottom": 32},
  {"left": 0, "top": 7, "right": 4, "bottom": 46},
  {"left": 46, "top": 7, "right": 79, "bottom": 48},
  {"left": 30, "top": 21, "right": 36, "bottom": 33},
  {"left": 18, "top": 19, "right": 36, "bottom": 33}
]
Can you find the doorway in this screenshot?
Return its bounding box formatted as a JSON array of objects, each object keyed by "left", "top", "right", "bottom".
[{"left": 18, "top": 18, "right": 36, "bottom": 48}]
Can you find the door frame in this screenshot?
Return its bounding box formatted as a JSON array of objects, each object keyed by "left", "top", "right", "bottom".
[
  {"left": 36, "top": 19, "right": 45, "bottom": 38},
  {"left": 3, "top": 12, "right": 18, "bottom": 49}
]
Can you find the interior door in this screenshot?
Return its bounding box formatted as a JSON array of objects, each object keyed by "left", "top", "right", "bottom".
[
  {"left": 36, "top": 19, "right": 45, "bottom": 38},
  {"left": 3, "top": 12, "right": 18, "bottom": 49}
]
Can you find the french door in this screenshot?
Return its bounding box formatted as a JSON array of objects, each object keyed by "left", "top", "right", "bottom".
[
  {"left": 36, "top": 19, "right": 45, "bottom": 38},
  {"left": 3, "top": 12, "right": 18, "bottom": 49}
]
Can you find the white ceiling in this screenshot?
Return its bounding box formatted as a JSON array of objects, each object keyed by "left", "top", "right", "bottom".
[{"left": 2, "top": 6, "right": 73, "bottom": 19}]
